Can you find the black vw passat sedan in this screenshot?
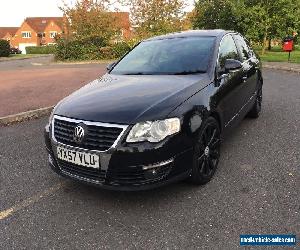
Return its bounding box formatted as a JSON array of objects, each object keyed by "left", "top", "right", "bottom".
[{"left": 45, "top": 30, "right": 263, "bottom": 190}]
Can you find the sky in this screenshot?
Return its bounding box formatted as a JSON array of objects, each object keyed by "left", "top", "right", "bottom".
[{"left": 0, "top": 0, "right": 195, "bottom": 27}]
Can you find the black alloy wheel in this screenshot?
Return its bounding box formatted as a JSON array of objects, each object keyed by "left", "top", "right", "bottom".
[{"left": 190, "top": 117, "right": 221, "bottom": 185}]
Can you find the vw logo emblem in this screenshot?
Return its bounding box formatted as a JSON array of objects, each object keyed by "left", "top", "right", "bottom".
[{"left": 73, "top": 124, "right": 85, "bottom": 143}]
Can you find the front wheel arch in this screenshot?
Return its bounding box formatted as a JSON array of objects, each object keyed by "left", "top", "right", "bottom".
[
  {"left": 209, "top": 111, "right": 223, "bottom": 133},
  {"left": 258, "top": 70, "right": 263, "bottom": 86}
]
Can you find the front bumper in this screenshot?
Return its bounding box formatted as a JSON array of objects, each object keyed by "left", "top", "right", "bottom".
[{"left": 45, "top": 123, "right": 193, "bottom": 191}]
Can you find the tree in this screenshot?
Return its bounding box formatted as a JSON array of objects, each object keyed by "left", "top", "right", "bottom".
[
  {"left": 243, "top": 0, "right": 300, "bottom": 54},
  {"left": 0, "top": 39, "right": 10, "bottom": 57},
  {"left": 192, "top": 0, "right": 244, "bottom": 33},
  {"left": 192, "top": 0, "right": 300, "bottom": 54},
  {"left": 60, "top": 0, "right": 120, "bottom": 43},
  {"left": 123, "top": 0, "right": 187, "bottom": 38}
]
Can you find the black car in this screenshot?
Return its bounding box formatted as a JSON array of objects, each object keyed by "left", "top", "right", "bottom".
[
  {"left": 10, "top": 47, "right": 22, "bottom": 54},
  {"left": 45, "top": 30, "right": 263, "bottom": 191}
]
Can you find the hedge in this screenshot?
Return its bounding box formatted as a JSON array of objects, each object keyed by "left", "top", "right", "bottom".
[
  {"left": 55, "top": 37, "right": 133, "bottom": 61},
  {"left": 0, "top": 39, "right": 10, "bottom": 57},
  {"left": 112, "top": 42, "right": 131, "bottom": 58},
  {"left": 26, "top": 45, "right": 56, "bottom": 54}
]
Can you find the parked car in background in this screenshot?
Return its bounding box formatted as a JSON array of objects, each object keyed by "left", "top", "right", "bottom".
[
  {"left": 10, "top": 47, "right": 22, "bottom": 54},
  {"left": 44, "top": 30, "right": 263, "bottom": 191}
]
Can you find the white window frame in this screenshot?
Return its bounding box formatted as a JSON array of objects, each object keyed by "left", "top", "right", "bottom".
[
  {"left": 22, "top": 31, "right": 32, "bottom": 38},
  {"left": 49, "top": 31, "right": 58, "bottom": 39}
]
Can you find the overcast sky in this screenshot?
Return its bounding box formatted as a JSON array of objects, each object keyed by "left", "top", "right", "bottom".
[{"left": 0, "top": 0, "right": 195, "bottom": 27}]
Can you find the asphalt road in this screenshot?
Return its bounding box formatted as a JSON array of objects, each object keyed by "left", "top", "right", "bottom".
[
  {"left": 0, "top": 69, "right": 299, "bottom": 249},
  {"left": 0, "top": 58, "right": 107, "bottom": 117}
]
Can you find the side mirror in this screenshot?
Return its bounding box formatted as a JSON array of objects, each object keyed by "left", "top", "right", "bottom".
[
  {"left": 106, "top": 61, "right": 117, "bottom": 71},
  {"left": 224, "top": 59, "right": 242, "bottom": 72}
]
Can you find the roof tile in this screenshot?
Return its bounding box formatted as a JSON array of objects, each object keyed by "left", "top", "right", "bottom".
[{"left": 0, "top": 27, "right": 18, "bottom": 38}]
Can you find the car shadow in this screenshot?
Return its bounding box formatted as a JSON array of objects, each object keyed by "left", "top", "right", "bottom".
[{"left": 62, "top": 177, "right": 204, "bottom": 203}]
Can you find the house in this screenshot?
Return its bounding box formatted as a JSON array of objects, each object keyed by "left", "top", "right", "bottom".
[
  {"left": 10, "top": 17, "right": 65, "bottom": 54},
  {"left": 0, "top": 27, "right": 18, "bottom": 46},
  {"left": 112, "top": 12, "right": 131, "bottom": 41},
  {"left": 1, "top": 13, "right": 131, "bottom": 54}
]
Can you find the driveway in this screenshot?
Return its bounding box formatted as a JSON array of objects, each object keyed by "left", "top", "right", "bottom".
[{"left": 0, "top": 69, "right": 299, "bottom": 249}]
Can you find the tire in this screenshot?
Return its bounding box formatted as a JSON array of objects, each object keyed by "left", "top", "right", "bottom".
[
  {"left": 189, "top": 117, "right": 221, "bottom": 185},
  {"left": 247, "top": 79, "right": 263, "bottom": 118}
]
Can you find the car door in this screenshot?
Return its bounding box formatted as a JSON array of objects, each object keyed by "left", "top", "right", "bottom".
[
  {"left": 214, "top": 34, "right": 245, "bottom": 126},
  {"left": 233, "top": 34, "right": 258, "bottom": 106}
]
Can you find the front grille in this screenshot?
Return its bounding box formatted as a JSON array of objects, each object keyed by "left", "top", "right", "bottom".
[
  {"left": 58, "top": 160, "right": 106, "bottom": 183},
  {"left": 53, "top": 117, "right": 124, "bottom": 151}
]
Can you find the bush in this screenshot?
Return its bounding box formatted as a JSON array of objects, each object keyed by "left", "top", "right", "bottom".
[
  {"left": 83, "top": 36, "right": 107, "bottom": 47},
  {"left": 54, "top": 37, "right": 135, "bottom": 61},
  {"left": 99, "top": 46, "right": 115, "bottom": 60},
  {"left": 26, "top": 45, "right": 56, "bottom": 54},
  {"left": 55, "top": 37, "right": 110, "bottom": 61},
  {"left": 55, "top": 39, "right": 97, "bottom": 60},
  {"left": 55, "top": 37, "right": 113, "bottom": 61},
  {"left": 0, "top": 39, "right": 10, "bottom": 57},
  {"left": 111, "top": 42, "right": 131, "bottom": 58}
]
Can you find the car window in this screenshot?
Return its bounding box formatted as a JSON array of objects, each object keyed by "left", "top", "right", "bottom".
[
  {"left": 233, "top": 34, "right": 250, "bottom": 62},
  {"left": 218, "top": 35, "right": 239, "bottom": 70},
  {"left": 110, "top": 37, "right": 216, "bottom": 75}
]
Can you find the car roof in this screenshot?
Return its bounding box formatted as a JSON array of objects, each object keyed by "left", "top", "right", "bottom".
[{"left": 145, "top": 29, "right": 233, "bottom": 41}]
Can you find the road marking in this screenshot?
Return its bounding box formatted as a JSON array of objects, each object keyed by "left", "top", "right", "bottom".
[{"left": 0, "top": 182, "right": 65, "bottom": 220}]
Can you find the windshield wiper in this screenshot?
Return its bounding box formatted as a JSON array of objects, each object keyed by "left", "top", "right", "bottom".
[
  {"left": 173, "top": 70, "right": 206, "bottom": 75},
  {"left": 122, "top": 70, "right": 206, "bottom": 75},
  {"left": 123, "top": 72, "right": 154, "bottom": 75}
]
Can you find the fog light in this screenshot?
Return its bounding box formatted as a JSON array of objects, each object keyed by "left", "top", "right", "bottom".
[
  {"left": 143, "top": 158, "right": 174, "bottom": 180},
  {"left": 151, "top": 169, "right": 157, "bottom": 175},
  {"left": 142, "top": 158, "right": 174, "bottom": 170},
  {"left": 145, "top": 168, "right": 159, "bottom": 180}
]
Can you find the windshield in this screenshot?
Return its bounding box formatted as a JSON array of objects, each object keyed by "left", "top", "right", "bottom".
[{"left": 110, "top": 36, "right": 216, "bottom": 75}]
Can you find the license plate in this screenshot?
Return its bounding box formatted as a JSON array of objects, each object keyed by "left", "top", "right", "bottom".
[{"left": 57, "top": 146, "right": 100, "bottom": 169}]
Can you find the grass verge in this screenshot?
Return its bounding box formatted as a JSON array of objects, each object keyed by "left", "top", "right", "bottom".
[
  {"left": 254, "top": 45, "right": 300, "bottom": 63},
  {"left": 0, "top": 54, "right": 50, "bottom": 61}
]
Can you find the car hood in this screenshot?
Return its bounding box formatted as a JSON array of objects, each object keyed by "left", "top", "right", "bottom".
[{"left": 54, "top": 73, "right": 210, "bottom": 124}]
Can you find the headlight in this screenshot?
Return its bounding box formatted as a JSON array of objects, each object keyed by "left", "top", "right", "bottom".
[{"left": 126, "top": 118, "right": 180, "bottom": 143}]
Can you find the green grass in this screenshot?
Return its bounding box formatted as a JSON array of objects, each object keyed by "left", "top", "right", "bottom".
[{"left": 254, "top": 45, "right": 300, "bottom": 63}]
